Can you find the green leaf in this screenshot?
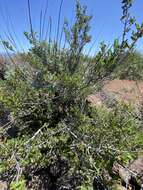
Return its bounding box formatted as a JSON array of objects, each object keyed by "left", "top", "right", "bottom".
[{"left": 2, "top": 41, "right": 14, "bottom": 51}]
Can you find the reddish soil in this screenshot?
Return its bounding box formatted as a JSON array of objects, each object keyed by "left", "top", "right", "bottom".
[{"left": 88, "top": 80, "right": 143, "bottom": 106}]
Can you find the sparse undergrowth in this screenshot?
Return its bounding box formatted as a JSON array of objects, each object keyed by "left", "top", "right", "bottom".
[{"left": 113, "top": 51, "right": 143, "bottom": 80}]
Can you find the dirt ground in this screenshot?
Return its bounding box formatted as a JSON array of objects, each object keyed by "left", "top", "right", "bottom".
[{"left": 88, "top": 80, "right": 143, "bottom": 106}]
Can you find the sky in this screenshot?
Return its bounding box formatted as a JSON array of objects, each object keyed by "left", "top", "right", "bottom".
[{"left": 0, "top": 0, "right": 143, "bottom": 55}]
